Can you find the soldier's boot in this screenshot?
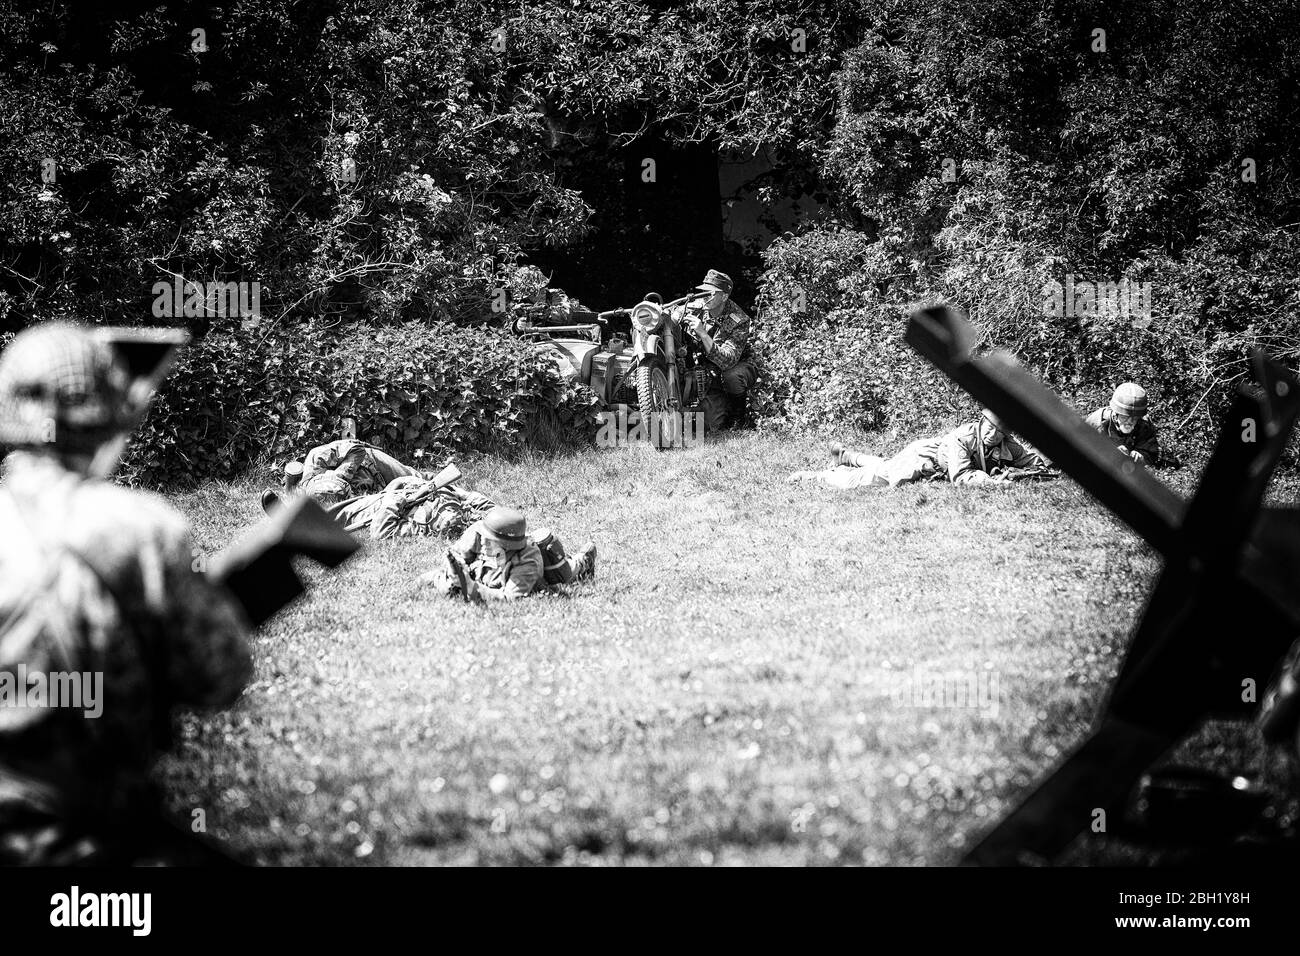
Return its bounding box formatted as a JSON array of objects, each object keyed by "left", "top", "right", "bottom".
[
  {"left": 830, "top": 443, "right": 879, "bottom": 469},
  {"left": 726, "top": 392, "right": 751, "bottom": 430},
  {"left": 571, "top": 542, "right": 597, "bottom": 581}
]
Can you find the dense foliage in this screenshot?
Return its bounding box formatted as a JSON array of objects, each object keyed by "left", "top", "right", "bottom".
[{"left": 2, "top": 0, "right": 1298, "bottom": 478}]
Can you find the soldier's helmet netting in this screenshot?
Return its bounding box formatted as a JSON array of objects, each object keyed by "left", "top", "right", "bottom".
[{"left": 0, "top": 323, "right": 131, "bottom": 453}]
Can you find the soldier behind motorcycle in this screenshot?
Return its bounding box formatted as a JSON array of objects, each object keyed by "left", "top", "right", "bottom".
[{"left": 672, "top": 270, "right": 756, "bottom": 431}]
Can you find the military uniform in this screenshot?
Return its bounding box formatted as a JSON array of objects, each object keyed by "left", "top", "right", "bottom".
[
  {"left": 299, "top": 439, "right": 428, "bottom": 504},
  {"left": 328, "top": 475, "right": 495, "bottom": 540},
  {"left": 793, "top": 418, "right": 1050, "bottom": 488},
  {"left": 0, "top": 324, "right": 252, "bottom": 865},
  {"left": 449, "top": 523, "right": 546, "bottom": 600},
  {"left": 674, "top": 270, "right": 757, "bottom": 431},
  {"left": 1086, "top": 407, "right": 1160, "bottom": 465},
  {"left": 423, "top": 507, "right": 595, "bottom": 601}
]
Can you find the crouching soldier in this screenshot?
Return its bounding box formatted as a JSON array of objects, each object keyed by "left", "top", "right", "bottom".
[
  {"left": 790, "top": 409, "right": 1053, "bottom": 488},
  {"left": 0, "top": 324, "right": 252, "bottom": 865},
  {"left": 674, "top": 270, "right": 757, "bottom": 431},
  {"left": 1087, "top": 383, "right": 1160, "bottom": 466},
  {"left": 420, "top": 506, "right": 596, "bottom": 601},
  {"left": 266, "top": 437, "right": 432, "bottom": 510}
]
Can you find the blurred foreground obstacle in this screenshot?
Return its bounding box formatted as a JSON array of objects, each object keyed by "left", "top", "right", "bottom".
[{"left": 906, "top": 305, "right": 1300, "bottom": 865}]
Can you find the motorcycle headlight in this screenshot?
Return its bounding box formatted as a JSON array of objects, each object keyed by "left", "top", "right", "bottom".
[{"left": 631, "top": 302, "right": 663, "bottom": 332}]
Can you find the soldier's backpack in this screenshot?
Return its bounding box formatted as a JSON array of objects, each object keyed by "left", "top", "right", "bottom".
[{"left": 530, "top": 527, "right": 573, "bottom": 585}]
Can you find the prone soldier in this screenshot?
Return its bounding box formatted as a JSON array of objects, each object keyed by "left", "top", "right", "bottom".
[
  {"left": 790, "top": 409, "right": 1055, "bottom": 488},
  {"left": 420, "top": 506, "right": 596, "bottom": 601}
]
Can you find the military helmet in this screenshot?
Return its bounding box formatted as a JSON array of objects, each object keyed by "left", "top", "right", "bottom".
[
  {"left": 1110, "top": 382, "right": 1149, "bottom": 418},
  {"left": 479, "top": 506, "right": 528, "bottom": 550},
  {"left": 980, "top": 408, "right": 1007, "bottom": 431},
  {"left": 0, "top": 322, "right": 131, "bottom": 453}
]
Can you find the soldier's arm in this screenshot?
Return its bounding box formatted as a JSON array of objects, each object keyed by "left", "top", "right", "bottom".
[
  {"left": 332, "top": 441, "right": 370, "bottom": 484},
  {"left": 369, "top": 476, "right": 428, "bottom": 539},
  {"left": 475, "top": 549, "right": 544, "bottom": 601},
  {"left": 706, "top": 316, "right": 748, "bottom": 371},
  {"left": 451, "top": 526, "right": 480, "bottom": 562},
  {"left": 1007, "top": 438, "right": 1051, "bottom": 470},
  {"left": 301, "top": 441, "right": 343, "bottom": 480},
  {"left": 1133, "top": 423, "right": 1161, "bottom": 465},
  {"left": 943, "top": 431, "right": 990, "bottom": 484}
]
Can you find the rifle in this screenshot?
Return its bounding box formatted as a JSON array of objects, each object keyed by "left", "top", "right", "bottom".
[
  {"left": 335, "top": 462, "right": 462, "bottom": 535},
  {"left": 991, "top": 465, "right": 1062, "bottom": 482}
]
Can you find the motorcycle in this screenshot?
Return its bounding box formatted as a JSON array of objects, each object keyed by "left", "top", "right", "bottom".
[
  {"left": 597, "top": 291, "right": 716, "bottom": 450},
  {"left": 512, "top": 290, "right": 714, "bottom": 450}
]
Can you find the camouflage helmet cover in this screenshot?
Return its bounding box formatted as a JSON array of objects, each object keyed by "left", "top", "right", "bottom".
[{"left": 0, "top": 322, "right": 131, "bottom": 452}]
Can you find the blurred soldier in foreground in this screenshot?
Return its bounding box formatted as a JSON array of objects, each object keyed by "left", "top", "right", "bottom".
[
  {"left": 270, "top": 437, "right": 435, "bottom": 510},
  {"left": 0, "top": 323, "right": 251, "bottom": 865},
  {"left": 421, "top": 506, "right": 596, "bottom": 601},
  {"left": 789, "top": 409, "right": 1055, "bottom": 488},
  {"left": 1086, "top": 382, "right": 1161, "bottom": 466}
]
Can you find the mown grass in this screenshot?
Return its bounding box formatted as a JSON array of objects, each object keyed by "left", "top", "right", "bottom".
[{"left": 155, "top": 429, "right": 1300, "bottom": 865}]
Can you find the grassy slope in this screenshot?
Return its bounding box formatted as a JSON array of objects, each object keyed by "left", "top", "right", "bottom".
[{"left": 156, "top": 430, "right": 1299, "bottom": 865}]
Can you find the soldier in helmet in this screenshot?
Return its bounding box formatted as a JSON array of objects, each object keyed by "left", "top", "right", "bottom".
[
  {"left": 420, "top": 506, "right": 596, "bottom": 601},
  {"left": 267, "top": 437, "right": 435, "bottom": 510},
  {"left": 0, "top": 323, "right": 252, "bottom": 865},
  {"left": 672, "top": 270, "right": 757, "bottom": 431},
  {"left": 790, "top": 409, "right": 1053, "bottom": 488},
  {"left": 1087, "top": 382, "right": 1160, "bottom": 466}
]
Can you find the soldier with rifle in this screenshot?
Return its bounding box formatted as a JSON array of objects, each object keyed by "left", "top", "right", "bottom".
[
  {"left": 319, "top": 465, "right": 496, "bottom": 541},
  {"left": 0, "top": 323, "right": 359, "bottom": 866},
  {"left": 0, "top": 323, "right": 254, "bottom": 865},
  {"left": 789, "top": 409, "right": 1057, "bottom": 488}
]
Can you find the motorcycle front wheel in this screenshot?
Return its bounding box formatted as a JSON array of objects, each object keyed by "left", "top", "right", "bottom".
[{"left": 635, "top": 364, "right": 674, "bottom": 451}]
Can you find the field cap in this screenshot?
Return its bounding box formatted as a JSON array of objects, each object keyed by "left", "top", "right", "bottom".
[{"left": 695, "top": 270, "right": 733, "bottom": 295}]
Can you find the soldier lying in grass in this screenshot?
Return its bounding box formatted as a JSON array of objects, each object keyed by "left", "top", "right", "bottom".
[
  {"left": 420, "top": 506, "right": 596, "bottom": 601},
  {"left": 266, "top": 437, "right": 436, "bottom": 509},
  {"left": 265, "top": 469, "right": 495, "bottom": 541},
  {"left": 790, "top": 409, "right": 1057, "bottom": 489}
]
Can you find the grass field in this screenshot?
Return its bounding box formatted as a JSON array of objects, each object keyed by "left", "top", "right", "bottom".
[{"left": 156, "top": 429, "right": 1300, "bottom": 865}]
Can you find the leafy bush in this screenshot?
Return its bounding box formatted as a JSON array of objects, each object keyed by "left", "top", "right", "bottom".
[{"left": 119, "top": 322, "right": 600, "bottom": 487}]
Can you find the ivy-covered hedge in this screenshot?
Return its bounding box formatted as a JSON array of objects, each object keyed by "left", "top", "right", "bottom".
[{"left": 118, "top": 322, "right": 600, "bottom": 487}]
